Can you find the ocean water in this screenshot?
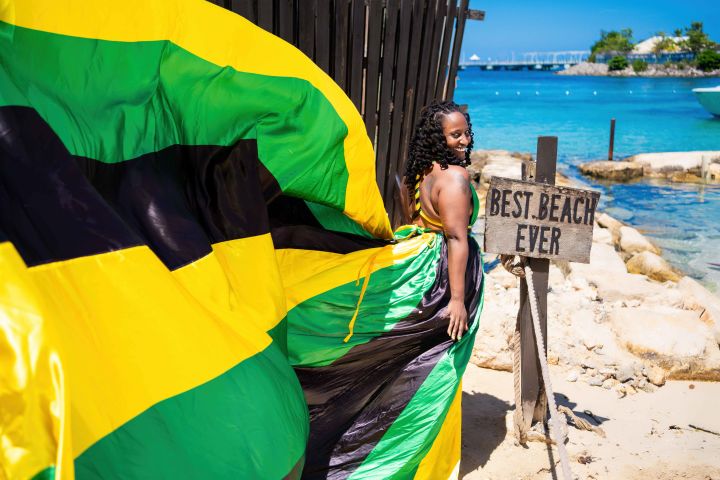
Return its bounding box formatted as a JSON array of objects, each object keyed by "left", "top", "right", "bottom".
[{"left": 455, "top": 69, "right": 720, "bottom": 292}]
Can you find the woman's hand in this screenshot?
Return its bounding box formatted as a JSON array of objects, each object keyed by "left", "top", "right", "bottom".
[{"left": 446, "top": 298, "right": 468, "bottom": 341}]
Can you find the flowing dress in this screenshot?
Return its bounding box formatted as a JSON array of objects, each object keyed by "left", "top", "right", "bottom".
[{"left": 0, "top": 1, "right": 483, "bottom": 478}]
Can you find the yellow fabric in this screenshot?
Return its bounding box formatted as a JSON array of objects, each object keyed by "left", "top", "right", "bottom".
[
  {"left": 276, "top": 233, "right": 434, "bottom": 313},
  {"left": 343, "top": 246, "right": 388, "bottom": 343},
  {"left": 0, "top": 234, "right": 281, "bottom": 476},
  {"left": 414, "top": 383, "right": 463, "bottom": 480},
  {"left": 1, "top": 0, "right": 392, "bottom": 240},
  {"left": 0, "top": 241, "right": 74, "bottom": 479}
]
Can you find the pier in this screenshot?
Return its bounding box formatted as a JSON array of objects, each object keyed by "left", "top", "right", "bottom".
[{"left": 461, "top": 50, "right": 590, "bottom": 70}]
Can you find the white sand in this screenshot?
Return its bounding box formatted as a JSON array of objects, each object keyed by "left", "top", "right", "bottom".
[{"left": 460, "top": 364, "right": 720, "bottom": 479}]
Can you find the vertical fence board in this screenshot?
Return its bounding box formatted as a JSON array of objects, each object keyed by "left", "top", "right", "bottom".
[
  {"left": 375, "top": 0, "right": 400, "bottom": 205},
  {"left": 315, "top": 0, "right": 331, "bottom": 71},
  {"left": 446, "top": 0, "right": 468, "bottom": 99},
  {"left": 277, "top": 0, "right": 294, "bottom": 43},
  {"left": 385, "top": 0, "right": 414, "bottom": 222},
  {"left": 435, "top": 0, "right": 457, "bottom": 99},
  {"left": 364, "top": 1, "right": 384, "bottom": 147},
  {"left": 230, "top": 0, "right": 256, "bottom": 22},
  {"left": 333, "top": 0, "right": 350, "bottom": 89},
  {"left": 412, "top": 0, "right": 438, "bottom": 119},
  {"left": 425, "top": 0, "right": 447, "bottom": 104},
  {"left": 349, "top": 0, "right": 365, "bottom": 112},
  {"left": 398, "top": 0, "right": 427, "bottom": 172},
  {"left": 298, "top": 0, "right": 316, "bottom": 59},
  {"left": 257, "top": 0, "right": 274, "bottom": 33}
]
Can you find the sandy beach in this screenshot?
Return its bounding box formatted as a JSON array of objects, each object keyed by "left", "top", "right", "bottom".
[
  {"left": 460, "top": 366, "right": 720, "bottom": 479},
  {"left": 463, "top": 149, "right": 720, "bottom": 479}
]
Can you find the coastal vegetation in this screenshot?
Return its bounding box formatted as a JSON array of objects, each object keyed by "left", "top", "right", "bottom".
[
  {"left": 607, "top": 55, "right": 628, "bottom": 71},
  {"left": 587, "top": 21, "right": 719, "bottom": 73}
]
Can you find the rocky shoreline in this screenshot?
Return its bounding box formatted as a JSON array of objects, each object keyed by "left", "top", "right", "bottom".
[
  {"left": 558, "top": 61, "right": 720, "bottom": 78},
  {"left": 579, "top": 151, "right": 720, "bottom": 183},
  {"left": 468, "top": 150, "right": 720, "bottom": 395}
]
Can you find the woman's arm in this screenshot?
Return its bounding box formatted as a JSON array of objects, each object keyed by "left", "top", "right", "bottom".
[{"left": 436, "top": 167, "right": 472, "bottom": 341}]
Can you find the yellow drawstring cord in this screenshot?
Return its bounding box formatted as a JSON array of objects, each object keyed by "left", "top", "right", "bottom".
[
  {"left": 344, "top": 246, "right": 386, "bottom": 343},
  {"left": 343, "top": 225, "right": 435, "bottom": 343}
]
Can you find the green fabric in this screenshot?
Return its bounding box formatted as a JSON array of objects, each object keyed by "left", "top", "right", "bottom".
[
  {"left": 74, "top": 342, "right": 308, "bottom": 479},
  {"left": 0, "top": 21, "right": 348, "bottom": 211},
  {"left": 288, "top": 238, "right": 440, "bottom": 367},
  {"left": 470, "top": 185, "right": 480, "bottom": 226},
  {"left": 305, "top": 201, "right": 376, "bottom": 238},
  {"left": 349, "top": 244, "right": 484, "bottom": 479},
  {"left": 30, "top": 466, "right": 55, "bottom": 480}
]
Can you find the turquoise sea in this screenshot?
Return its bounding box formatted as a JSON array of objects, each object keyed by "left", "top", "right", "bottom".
[{"left": 455, "top": 69, "right": 720, "bottom": 292}]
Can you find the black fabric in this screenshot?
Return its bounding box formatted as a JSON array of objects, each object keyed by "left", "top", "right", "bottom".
[
  {"left": 271, "top": 224, "right": 387, "bottom": 254},
  {"left": 0, "top": 106, "right": 143, "bottom": 266},
  {"left": 296, "top": 238, "right": 484, "bottom": 479},
  {"left": 77, "top": 141, "right": 269, "bottom": 270},
  {"left": 0, "top": 106, "right": 275, "bottom": 270}
]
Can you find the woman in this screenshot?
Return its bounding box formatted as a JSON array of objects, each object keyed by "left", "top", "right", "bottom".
[
  {"left": 283, "top": 100, "right": 484, "bottom": 479},
  {"left": 405, "top": 100, "right": 480, "bottom": 342}
]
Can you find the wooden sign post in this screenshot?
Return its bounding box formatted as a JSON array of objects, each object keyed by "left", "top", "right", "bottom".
[{"left": 483, "top": 136, "right": 600, "bottom": 439}]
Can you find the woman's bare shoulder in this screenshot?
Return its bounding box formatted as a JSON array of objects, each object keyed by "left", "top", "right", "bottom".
[{"left": 433, "top": 164, "right": 470, "bottom": 183}]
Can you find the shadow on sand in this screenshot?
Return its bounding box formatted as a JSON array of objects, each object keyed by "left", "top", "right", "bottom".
[{"left": 459, "top": 391, "right": 512, "bottom": 477}]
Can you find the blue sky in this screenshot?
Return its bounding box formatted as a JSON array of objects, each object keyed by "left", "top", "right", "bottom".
[{"left": 463, "top": 0, "right": 720, "bottom": 60}]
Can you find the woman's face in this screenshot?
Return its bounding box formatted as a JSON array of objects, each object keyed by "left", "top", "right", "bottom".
[{"left": 441, "top": 111, "right": 471, "bottom": 161}]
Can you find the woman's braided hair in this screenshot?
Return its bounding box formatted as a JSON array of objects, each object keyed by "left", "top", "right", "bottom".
[{"left": 403, "top": 101, "right": 474, "bottom": 205}]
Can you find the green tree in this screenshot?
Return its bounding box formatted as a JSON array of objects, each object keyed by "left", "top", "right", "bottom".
[
  {"left": 696, "top": 49, "right": 720, "bottom": 71},
  {"left": 591, "top": 29, "right": 634, "bottom": 56},
  {"left": 673, "top": 28, "right": 683, "bottom": 38},
  {"left": 632, "top": 59, "right": 648, "bottom": 72},
  {"left": 608, "top": 56, "right": 629, "bottom": 71},
  {"left": 682, "top": 22, "right": 716, "bottom": 55}
]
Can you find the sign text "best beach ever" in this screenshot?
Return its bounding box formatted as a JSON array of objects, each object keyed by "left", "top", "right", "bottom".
[{"left": 483, "top": 177, "right": 600, "bottom": 264}]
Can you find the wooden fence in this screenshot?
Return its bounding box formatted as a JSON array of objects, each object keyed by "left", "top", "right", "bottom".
[{"left": 210, "top": 0, "right": 484, "bottom": 226}]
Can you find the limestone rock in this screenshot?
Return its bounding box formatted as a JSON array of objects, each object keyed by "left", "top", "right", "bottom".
[
  {"left": 678, "top": 276, "right": 720, "bottom": 344},
  {"left": 626, "top": 251, "right": 681, "bottom": 283},
  {"left": 592, "top": 226, "right": 613, "bottom": 245},
  {"left": 618, "top": 226, "right": 660, "bottom": 255},
  {"left": 609, "top": 306, "right": 720, "bottom": 380},
  {"left": 569, "top": 243, "right": 627, "bottom": 279},
  {"left": 596, "top": 213, "right": 623, "bottom": 242},
  {"left": 579, "top": 161, "right": 644, "bottom": 181},
  {"left": 647, "top": 365, "right": 667, "bottom": 386},
  {"left": 707, "top": 162, "right": 720, "bottom": 183},
  {"left": 627, "top": 151, "right": 720, "bottom": 174}
]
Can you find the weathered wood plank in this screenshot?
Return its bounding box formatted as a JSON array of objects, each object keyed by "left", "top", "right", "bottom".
[
  {"left": 434, "top": 0, "right": 456, "bottom": 99},
  {"left": 230, "top": 0, "right": 255, "bottom": 22},
  {"left": 333, "top": 0, "right": 350, "bottom": 89},
  {"left": 349, "top": 0, "right": 365, "bottom": 112},
  {"left": 375, "top": 0, "right": 400, "bottom": 207},
  {"left": 383, "top": 0, "right": 412, "bottom": 202},
  {"left": 364, "top": 0, "right": 383, "bottom": 143},
  {"left": 315, "top": 0, "right": 331, "bottom": 72},
  {"left": 412, "top": 0, "right": 438, "bottom": 121},
  {"left": 397, "top": 0, "right": 427, "bottom": 174},
  {"left": 298, "top": 0, "right": 316, "bottom": 59},
  {"left": 483, "top": 177, "right": 600, "bottom": 263},
  {"left": 446, "top": 0, "right": 469, "bottom": 99},
  {"left": 518, "top": 137, "right": 555, "bottom": 430},
  {"left": 257, "top": 0, "right": 273, "bottom": 33},
  {"left": 277, "top": 0, "right": 294, "bottom": 43},
  {"left": 425, "top": 0, "right": 447, "bottom": 104}
]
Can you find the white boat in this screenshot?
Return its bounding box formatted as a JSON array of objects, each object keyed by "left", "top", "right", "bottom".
[{"left": 693, "top": 86, "right": 720, "bottom": 117}]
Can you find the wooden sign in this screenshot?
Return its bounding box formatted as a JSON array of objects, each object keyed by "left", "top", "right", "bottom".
[{"left": 483, "top": 176, "right": 600, "bottom": 263}]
